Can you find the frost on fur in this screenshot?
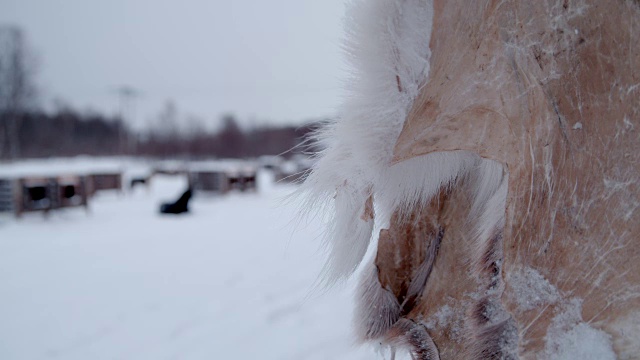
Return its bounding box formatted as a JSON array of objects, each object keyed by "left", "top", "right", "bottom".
[
  {"left": 385, "top": 319, "right": 440, "bottom": 360},
  {"left": 544, "top": 299, "right": 616, "bottom": 360}
]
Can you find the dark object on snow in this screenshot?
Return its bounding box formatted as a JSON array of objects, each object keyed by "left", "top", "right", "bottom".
[
  {"left": 160, "top": 188, "right": 192, "bottom": 214},
  {"left": 62, "top": 185, "right": 76, "bottom": 199},
  {"left": 130, "top": 177, "right": 148, "bottom": 189},
  {"left": 227, "top": 172, "right": 257, "bottom": 192}
]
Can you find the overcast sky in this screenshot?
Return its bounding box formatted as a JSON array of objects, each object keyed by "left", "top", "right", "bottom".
[{"left": 0, "top": 0, "right": 347, "bottom": 130}]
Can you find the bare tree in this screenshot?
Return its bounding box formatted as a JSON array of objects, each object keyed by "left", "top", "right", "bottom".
[
  {"left": 216, "top": 114, "right": 245, "bottom": 158},
  {"left": 0, "top": 26, "right": 38, "bottom": 160}
]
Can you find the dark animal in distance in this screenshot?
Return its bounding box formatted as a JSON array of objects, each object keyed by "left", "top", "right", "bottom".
[
  {"left": 159, "top": 188, "right": 192, "bottom": 215},
  {"left": 130, "top": 177, "right": 148, "bottom": 189}
]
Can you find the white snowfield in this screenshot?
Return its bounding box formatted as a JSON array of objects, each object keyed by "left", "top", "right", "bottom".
[{"left": 0, "top": 159, "right": 375, "bottom": 360}]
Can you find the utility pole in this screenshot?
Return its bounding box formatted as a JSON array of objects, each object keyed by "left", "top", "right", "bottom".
[{"left": 113, "top": 85, "right": 140, "bottom": 155}]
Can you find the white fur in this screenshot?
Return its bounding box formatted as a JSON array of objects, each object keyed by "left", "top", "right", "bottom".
[
  {"left": 354, "top": 261, "right": 401, "bottom": 341},
  {"left": 300, "top": 0, "right": 510, "bottom": 287},
  {"left": 297, "top": 2, "right": 519, "bottom": 357},
  {"left": 322, "top": 184, "right": 375, "bottom": 284},
  {"left": 468, "top": 159, "right": 509, "bottom": 264},
  {"left": 300, "top": 0, "right": 438, "bottom": 283}
]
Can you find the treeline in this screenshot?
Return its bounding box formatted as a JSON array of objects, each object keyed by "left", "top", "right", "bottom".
[
  {"left": 0, "top": 108, "right": 319, "bottom": 160},
  {"left": 1, "top": 109, "right": 125, "bottom": 158},
  {"left": 138, "top": 115, "right": 318, "bottom": 159},
  {"left": 0, "top": 26, "right": 320, "bottom": 160}
]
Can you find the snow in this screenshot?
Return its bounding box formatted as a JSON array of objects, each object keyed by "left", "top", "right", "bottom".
[
  {"left": 508, "top": 267, "right": 560, "bottom": 312},
  {"left": 550, "top": 323, "right": 615, "bottom": 360},
  {"left": 424, "top": 304, "right": 464, "bottom": 342},
  {"left": 505, "top": 268, "right": 615, "bottom": 358},
  {"left": 0, "top": 159, "right": 375, "bottom": 360},
  {"left": 0, "top": 156, "right": 132, "bottom": 178},
  {"left": 544, "top": 298, "right": 615, "bottom": 360}
]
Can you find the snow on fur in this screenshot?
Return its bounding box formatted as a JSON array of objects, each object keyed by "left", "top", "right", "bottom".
[
  {"left": 507, "top": 267, "right": 560, "bottom": 313},
  {"left": 544, "top": 298, "right": 616, "bottom": 360}
]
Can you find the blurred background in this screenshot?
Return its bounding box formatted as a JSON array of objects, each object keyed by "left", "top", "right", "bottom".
[{"left": 0, "top": 1, "right": 378, "bottom": 359}]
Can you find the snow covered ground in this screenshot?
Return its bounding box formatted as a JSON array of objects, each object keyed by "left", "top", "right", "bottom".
[{"left": 0, "top": 159, "right": 376, "bottom": 360}]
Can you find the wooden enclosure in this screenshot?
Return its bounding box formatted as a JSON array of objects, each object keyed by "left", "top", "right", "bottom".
[
  {"left": 0, "top": 170, "right": 122, "bottom": 217},
  {"left": 12, "top": 176, "right": 89, "bottom": 217},
  {"left": 187, "top": 161, "right": 258, "bottom": 194},
  {"left": 88, "top": 173, "right": 122, "bottom": 195},
  {"left": 188, "top": 171, "right": 230, "bottom": 194}
]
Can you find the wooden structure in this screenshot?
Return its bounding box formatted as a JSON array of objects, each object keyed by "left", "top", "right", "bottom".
[
  {"left": 0, "top": 170, "right": 121, "bottom": 217},
  {"left": 188, "top": 171, "right": 229, "bottom": 194},
  {"left": 188, "top": 161, "right": 257, "bottom": 194},
  {"left": 0, "top": 178, "right": 17, "bottom": 214},
  {"left": 12, "top": 175, "right": 89, "bottom": 216},
  {"left": 227, "top": 169, "right": 257, "bottom": 192},
  {"left": 88, "top": 173, "right": 122, "bottom": 195}
]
